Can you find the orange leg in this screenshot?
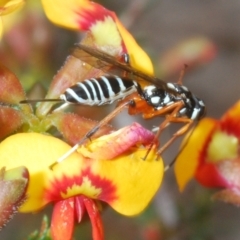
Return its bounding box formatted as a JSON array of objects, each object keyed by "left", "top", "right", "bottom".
[
  {"left": 143, "top": 101, "right": 194, "bottom": 161},
  {"left": 143, "top": 101, "right": 185, "bottom": 159},
  {"left": 157, "top": 117, "right": 193, "bottom": 155},
  {"left": 50, "top": 100, "right": 133, "bottom": 168},
  {"left": 153, "top": 102, "right": 186, "bottom": 142}
]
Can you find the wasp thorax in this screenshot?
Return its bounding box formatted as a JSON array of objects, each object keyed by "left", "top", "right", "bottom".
[{"left": 142, "top": 85, "right": 171, "bottom": 108}]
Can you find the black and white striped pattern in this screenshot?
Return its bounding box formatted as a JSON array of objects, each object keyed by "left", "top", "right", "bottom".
[
  {"left": 59, "top": 74, "right": 206, "bottom": 121},
  {"left": 70, "top": 44, "right": 206, "bottom": 121},
  {"left": 60, "top": 75, "right": 137, "bottom": 106}
]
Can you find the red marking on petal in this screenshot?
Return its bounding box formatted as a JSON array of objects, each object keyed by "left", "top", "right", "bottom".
[
  {"left": 74, "top": 196, "right": 85, "bottom": 223},
  {"left": 120, "top": 122, "right": 156, "bottom": 146},
  {"left": 220, "top": 114, "right": 240, "bottom": 137},
  {"left": 74, "top": 2, "right": 127, "bottom": 52},
  {"left": 51, "top": 198, "right": 75, "bottom": 240},
  {"left": 195, "top": 161, "right": 226, "bottom": 188},
  {"left": 220, "top": 101, "right": 240, "bottom": 137},
  {"left": 91, "top": 122, "right": 156, "bottom": 160},
  {"left": 75, "top": 2, "right": 115, "bottom": 31},
  {"left": 44, "top": 168, "right": 117, "bottom": 203},
  {"left": 83, "top": 197, "right": 104, "bottom": 240},
  {"left": 196, "top": 131, "right": 228, "bottom": 188}
]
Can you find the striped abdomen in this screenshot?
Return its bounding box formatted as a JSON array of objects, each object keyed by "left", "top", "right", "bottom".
[{"left": 60, "top": 75, "right": 136, "bottom": 106}]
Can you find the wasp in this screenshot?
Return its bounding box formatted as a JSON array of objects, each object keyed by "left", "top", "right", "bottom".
[{"left": 20, "top": 44, "right": 206, "bottom": 165}]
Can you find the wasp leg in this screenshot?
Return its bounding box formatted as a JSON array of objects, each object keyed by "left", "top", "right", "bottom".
[
  {"left": 157, "top": 117, "right": 193, "bottom": 156},
  {"left": 143, "top": 101, "right": 185, "bottom": 160},
  {"left": 50, "top": 100, "right": 133, "bottom": 169},
  {"left": 164, "top": 123, "right": 196, "bottom": 172}
]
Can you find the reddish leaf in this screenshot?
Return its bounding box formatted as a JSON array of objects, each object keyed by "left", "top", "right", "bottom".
[
  {"left": 51, "top": 198, "right": 75, "bottom": 240},
  {"left": 0, "top": 167, "right": 29, "bottom": 229},
  {"left": 0, "top": 107, "right": 24, "bottom": 140},
  {"left": 0, "top": 64, "right": 26, "bottom": 103},
  {"left": 49, "top": 112, "right": 113, "bottom": 145}
]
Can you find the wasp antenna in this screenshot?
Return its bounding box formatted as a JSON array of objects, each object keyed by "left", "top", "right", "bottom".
[
  {"left": 19, "top": 99, "right": 63, "bottom": 104},
  {"left": 177, "top": 64, "right": 188, "bottom": 85},
  {"left": 0, "top": 102, "right": 17, "bottom": 107}
]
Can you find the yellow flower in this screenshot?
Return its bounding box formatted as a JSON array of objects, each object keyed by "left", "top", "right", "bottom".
[
  {"left": 175, "top": 101, "right": 240, "bottom": 206},
  {"left": 0, "top": 123, "right": 163, "bottom": 239},
  {"left": 41, "top": 0, "right": 153, "bottom": 75}
]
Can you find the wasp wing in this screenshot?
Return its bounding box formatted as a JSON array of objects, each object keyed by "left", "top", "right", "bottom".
[{"left": 72, "top": 44, "right": 169, "bottom": 90}]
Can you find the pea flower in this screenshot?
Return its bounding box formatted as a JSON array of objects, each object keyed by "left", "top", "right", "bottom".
[
  {"left": 41, "top": 0, "right": 153, "bottom": 75},
  {"left": 175, "top": 101, "right": 240, "bottom": 206},
  {"left": 0, "top": 0, "right": 164, "bottom": 238},
  {"left": 0, "top": 123, "right": 163, "bottom": 240}
]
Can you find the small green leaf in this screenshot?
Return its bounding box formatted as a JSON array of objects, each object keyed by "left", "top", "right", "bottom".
[{"left": 27, "top": 215, "right": 52, "bottom": 240}]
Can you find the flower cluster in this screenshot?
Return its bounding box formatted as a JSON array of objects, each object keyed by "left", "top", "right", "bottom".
[
  {"left": 1, "top": 0, "right": 234, "bottom": 240},
  {"left": 0, "top": 0, "right": 163, "bottom": 239}
]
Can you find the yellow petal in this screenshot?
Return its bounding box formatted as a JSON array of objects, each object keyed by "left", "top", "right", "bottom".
[
  {"left": 0, "top": 18, "right": 2, "bottom": 41},
  {"left": 221, "top": 100, "right": 240, "bottom": 122},
  {"left": 206, "top": 100, "right": 240, "bottom": 162},
  {"left": 207, "top": 130, "right": 238, "bottom": 162},
  {"left": 0, "top": 132, "right": 81, "bottom": 212},
  {"left": 48, "top": 145, "right": 163, "bottom": 216},
  {"left": 174, "top": 118, "right": 217, "bottom": 191},
  {"left": 41, "top": 0, "right": 89, "bottom": 30},
  {"left": 0, "top": 131, "right": 163, "bottom": 216},
  {"left": 41, "top": 0, "right": 154, "bottom": 75},
  {"left": 115, "top": 17, "right": 154, "bottom": 75},
  {"left": 95, "top": 147, "right": 164, "bottom": 216}
]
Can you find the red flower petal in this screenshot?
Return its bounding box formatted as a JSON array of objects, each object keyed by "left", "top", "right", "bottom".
[
  {"left": 220, "top": 100, "right": 240, "bottom": 137},
  {"left": 87, "top": 122, "right": 156, "bottom": 160},
  {"left": 51, "top": 198, "right": 75, "bottom": 240},
  {"left": 83, "top": 196, "right": 104, "bottom": 240}
]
